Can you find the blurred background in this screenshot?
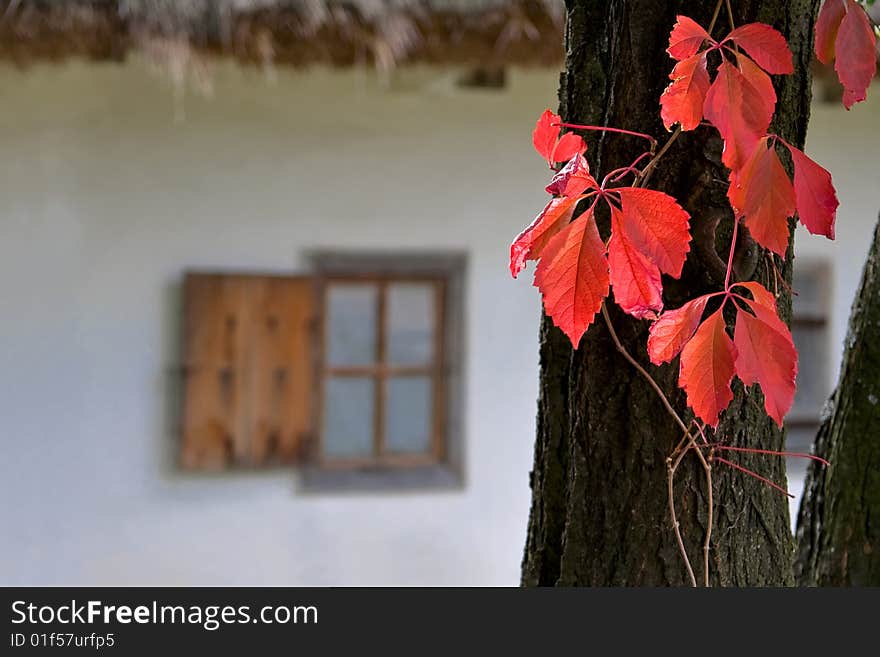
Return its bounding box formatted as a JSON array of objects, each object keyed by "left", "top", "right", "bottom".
[{"left": 1, "top": 1, "right": 878, "bottom": 586}]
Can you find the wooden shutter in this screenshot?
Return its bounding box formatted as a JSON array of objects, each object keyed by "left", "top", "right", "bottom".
[{"left": 180, "top": 273, "right": 316, "bottom": 470}]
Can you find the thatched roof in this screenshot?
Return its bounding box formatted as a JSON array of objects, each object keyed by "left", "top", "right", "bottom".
[{"left": 0, "top": 1, "right": 566, "bottom": 69}]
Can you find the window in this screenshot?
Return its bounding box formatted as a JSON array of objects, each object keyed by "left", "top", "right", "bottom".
[
  {"left": 785, "top": 262, "right": 831, "bottom": 483},
  {"left": 305, "top": 252, "right": 466, "bottom": 490},
  {"left": 178, "top": 252, "right": 466, "bottom": 490}
]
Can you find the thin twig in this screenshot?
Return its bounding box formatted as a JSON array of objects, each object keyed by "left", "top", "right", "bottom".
[
  {"left": 703, "top": 458, "right": 714, "bottom": 586},
  {"left": 724, "top": 214, "right": 740, "bottom": 290},
  {"left": 714, "top": 456, "right": 794, "bottom": 498},
  {"left": 638, "top": 127, "right": 681, "bottom": 188},
  {"left": 707, "top": 0, "right": 725, "bottom": 35},
  {"left": 667, "top": 457, "right": 697, "bottom": 587},
  {"left": 601, "top": 303, "right": 710, "bottom": 585},
  {"left": 689, "top": 422, "right": 713, "bottom": 586},
  {"left": 724, "top": 0, "right": 736, "bottom": 32},
  {"left": 555, "top": 121, "right": 657, "bottom": 147},
  {"left": 707, "top": 444, "right": 830, "bottom": 466},
  {"left": 600, "top": 304, "right": 689, "bottom": 435}
]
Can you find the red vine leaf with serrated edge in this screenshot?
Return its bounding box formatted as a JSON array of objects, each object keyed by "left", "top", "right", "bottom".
[
  {"left": 532, "top": 109, "right": 587, "bottom": 167},
  {"left": 724, "top": 23, "right": 794, "bottom": 74},
  {"left": 545, "top": 154, "right": 598, "bottom": 197},
  {"left": 703, "top": 59, "right": 774, "bottom": 172},
  {"left": 608, "top": 205, "right": 664, "bottom": 318},
  {"left": 679, "top": 308, "right": 737, "bottom": 428},
  {"left": 788, "top": 144, "right": 839, "bottom": 239},
  {"left": 728, "top": 137, "right": 796, "bottom": 256},
  {"left": 732, "top": 282, "right": 798, "bottom": 426},
  {"left": 667, "top": 15, "right": 712, "bottom": 60},
  {"left": 616, "top": 188, "right": 692, "bottom": 277},
  {"left": 816, "top": 0, "right": 848, "bottom": 63},
  {"left": 815, "top": 0, "right": 877, "bottom": 109},
  {"left": 729, "top": 136, "right": 838, "bottom": 254},
  {"left": 533, "top": 208, "right": 609, "bottom": 346},
  {"left": 647, "top": 295, "right": 711, "bottom": 365},
  {"left": 510, "top": 195, "right": 583, "bottom": 278},
  {"left": 660, "top": 53, "right": 711, "bottom": 131}
]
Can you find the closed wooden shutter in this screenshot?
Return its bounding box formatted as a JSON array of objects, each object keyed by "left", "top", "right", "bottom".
[{"left": 180, "top": 273, "right": 316, "bottom": 470}]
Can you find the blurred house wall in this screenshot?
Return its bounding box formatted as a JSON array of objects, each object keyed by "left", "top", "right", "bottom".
[{"left": 0, "top": 62, "right": 876, "bottom": 585}]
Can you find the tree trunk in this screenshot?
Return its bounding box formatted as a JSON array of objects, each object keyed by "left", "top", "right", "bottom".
[
  {"left": 522, "top": 0, "right": 819, "bottom": 586},
  {"left": 795, "top": 216, "right": 880, "bottom": 586}
]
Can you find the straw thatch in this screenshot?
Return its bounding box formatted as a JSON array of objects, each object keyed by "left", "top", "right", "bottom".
[{"left": 0, "top": 1, "right": 566, "bottom": 69}]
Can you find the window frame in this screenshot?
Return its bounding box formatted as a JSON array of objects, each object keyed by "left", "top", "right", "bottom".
[
  {"left": 302, "top": 251, "right": 467, "bottom": 491},
  {"left": 786, "top": 259, "right": 832, "bottom": 450}
]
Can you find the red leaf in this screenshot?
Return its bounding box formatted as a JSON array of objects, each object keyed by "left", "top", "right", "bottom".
[
  {"left": 545, "top": 154, "right": 598, "bottom": 197},
  {"left": 704, "top": 61, "right": 772, "bottom": 172},
  {"left": 725, "top": 23, "right": 794, "bottom": 74},
  {"left": 532, "top": 109, "right": 561, "bottom": 164},
  {"left": 733, "top": 281, "right": 778, "bottom": 312},
  {"left": 815, "top": 0, "right": 846, "bottom": 64},
  {"left": 647, "top": 295, "right": 711, "bottom": 365},
  {"left": 510, "top": 195, "right": 583, "bottom": 277},
  {"left": 734, "top": 301, "right": 798, "bottom": 426},
  {"left": 738, "top": 54, "right": 777, "bottom": 130},
  {"left": 552, "top": 132, "right": 587, "bottom": 165},
  {"left": 615, "top": 188, "right": 691, "bottom": 277},
  {"left": 532, "top": 110, "right": 587, "bottom": 166},
  {"left": 785, "top": 144, "right": 838, "bottom": 239},
  {"left": 679, "top": 309, "right": 737, "bottom": 427},
  {"left": 668, "top": 16, "right": 712, "bottom": 60},
  {"left": 660, "top": 53, "right": 711, "bottom": 131},
  {"left": 835, "top": 1, "right": 877, "bottom": 109},
  {"left": 534, "top": 208, "right": 610, "bottom": 347},
  {"left": 608, "top": 206, "right": 663, "bottom": 319},
  {"left": 728, "top": 137, "right": 795, "bottom": 256}
]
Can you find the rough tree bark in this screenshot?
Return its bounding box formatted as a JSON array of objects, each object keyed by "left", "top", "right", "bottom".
[
  {"left": 795, "top": 216, "right": 880, "bottom": 586},
  {"left": 522, "top": 0, "right": 820, "bottom": 586}
]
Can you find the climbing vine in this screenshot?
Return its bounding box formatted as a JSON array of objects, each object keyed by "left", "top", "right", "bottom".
[{"left": 511, "top": 0, "right": 877, "bottom": 585}]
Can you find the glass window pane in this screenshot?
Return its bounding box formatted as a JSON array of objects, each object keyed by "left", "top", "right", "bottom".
[
  {"left": 387, "top": 283, "right": 436, "bottom": 365},
  {"left": 326, "top": 284, "right": 377, "bottom": 366},
  {"left": 793, "top": 267, "right": 828, "bottom": 318},
  {"left": 323, "top": 377, "right": 374, "bottom": 458},
  {"left": 385, "top": 376, "right": 432, "bottom": 455},
  {"left": 790, "top": 324, "right": 828, "bottom": 419}
]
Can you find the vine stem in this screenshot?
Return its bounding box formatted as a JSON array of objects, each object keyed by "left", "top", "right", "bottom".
[
  {"left": 714, "top": 457, "right": 794, "bottom": 498},
  {"left": 600, "top": 305, "right": 689, "bottom": 435},
  {"left": 667, "top": 457, "right": 697, "bottom": 587},
  {"left": 554, "top": 121, "right": 657, "bottom": 147},
  {"left": 724, "top": 214, "right": 740, "bottom": 290},
  {"left": 707, "top": 0, "right": 725, "bottom": 35},
  {"left": 601, "top": 305, "right": 716, "bottom": 586},
  {"left": 637, "top": 127, "right": 681, "bottom": 188},
  {"left": 707, "top": 444, "right": 831, "bottom": 466},
  {"left": 724, "top": 0, "right": 736, "bottom": 32},
  {"left": 639, "top": 0, "right": 728, "bottom": 190},
  {"left": 690, "top": 422, "right": 713, "bottom": 587}
]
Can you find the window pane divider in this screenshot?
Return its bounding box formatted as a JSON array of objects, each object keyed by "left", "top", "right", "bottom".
[
  {"left": 325, "top": 365, "right": 435, "bottom": 377},
  {"left": 374, "top": 281, "right": 388, "bottom": 458}
]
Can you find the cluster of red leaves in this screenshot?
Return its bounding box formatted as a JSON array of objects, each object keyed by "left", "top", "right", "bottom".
[
  {"left": 510, "top": 8, "right": 867, "bottom": 428},
  {"left": 816, "top": 0, "right": 878, "bottom": 109},
  {"left": 511, "top": 123, "right": 691, "bottom": 346},
  {"left": 661, "top": 16, "right": 840, "bottom": 257},
  {"left": 647, "top": 282, "right": 797, "bottom": 427},
  {"left": 652, "top": 17, "right": 839, "bottom": 425}
]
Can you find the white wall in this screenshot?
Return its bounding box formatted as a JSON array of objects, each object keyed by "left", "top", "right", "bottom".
[
  {"left": 795, "top": 90, "right": 880, "bottom": 382},
  {"left": 0, "top": 61, "right": 876, "bottom": 585}
]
